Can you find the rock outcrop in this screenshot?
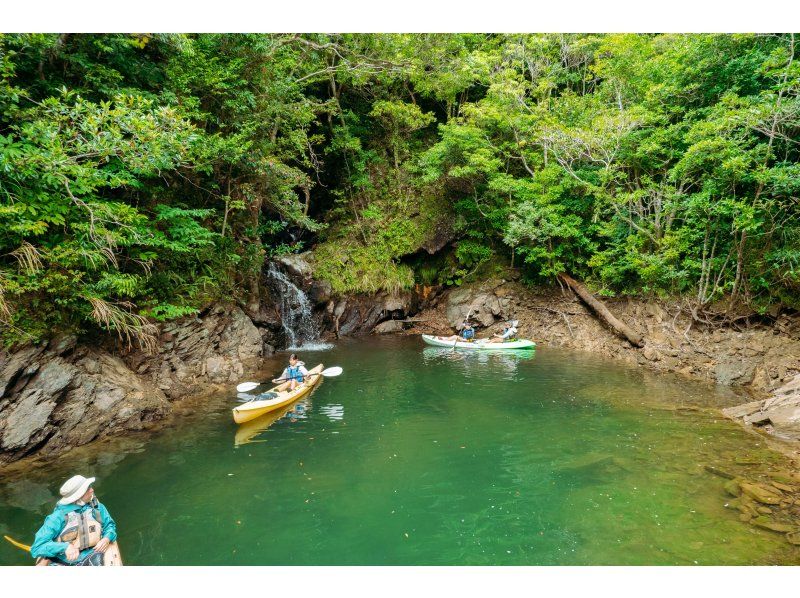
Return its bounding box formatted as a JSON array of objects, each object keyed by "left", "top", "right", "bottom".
[
  {"left": 723, "top": 374, "right": 800, "bottom": 441},
  {"left": 0, "top": 303, "right": 265, "bottom": 466},
  {"left": 445, "top": 283, "right": 510, "bottom": 327},
  {"left": 326, "top": 290, "right": 418, "bottom": 336},
  {"left": 124, "top": 304, "right": 264, "bottom": 400},
  {"left": 276, "top": 252, "right": 314, "bottom": 280},
  {"left": 0, "top": 337, "right": 170, "bottom": 465},
  {"left": 372, "top": 319, "right": 405, "bottom": 334}
]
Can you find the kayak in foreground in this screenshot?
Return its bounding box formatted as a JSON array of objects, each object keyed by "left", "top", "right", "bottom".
[
  {"left": 4, "top": 535, "right": 122, "bottom": 566},
  {"left": 232, "top": 364, "right": 324, "bottom": 424},
  {"left": 421, "top": 334, "right": 536, "bottom": 350},
  {"left": 39, "top": 543, "right": 123, "bottom": 566}
]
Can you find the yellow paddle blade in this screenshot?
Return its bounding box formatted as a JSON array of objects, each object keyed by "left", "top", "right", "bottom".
[{"left": 4, "top": 535, "right": 31, "bottom": 552}]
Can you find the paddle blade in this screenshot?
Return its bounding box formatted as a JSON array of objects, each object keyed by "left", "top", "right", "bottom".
[
  {"left": 321, "top": 366, "right": 343, "bottom": 377},
  {"left": 236, "top": 381, "right": 260, "bottom": 393}
]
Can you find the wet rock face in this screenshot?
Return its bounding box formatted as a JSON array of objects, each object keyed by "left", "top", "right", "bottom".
[
  {"left": 372, "top": 320, "right": 405, "bottom": 334},
  {"left": 0, "top": 303, "right": 266, "bottom": 466},
  {"left": 0, "top": 340, "right": 170, "bottom": 465},
  {"left": 328, "top": 290, "right": 418, "bottom": 336},
  {"left": 445, "top": 285, "right": 510, "bottom": 328},
  {"left": 420, "top": 218, "right": 455, "bottom": 254},
  {"left": 276, "top": 252, "right": 314, "bottom": 280},
  {"left": 125, "top": 304, "right": 264, "bottom": 399}
]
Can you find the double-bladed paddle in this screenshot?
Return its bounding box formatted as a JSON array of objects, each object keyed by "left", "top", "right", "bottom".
[{"left": 236, "top": 366, "right": 343, "bottom": 393}]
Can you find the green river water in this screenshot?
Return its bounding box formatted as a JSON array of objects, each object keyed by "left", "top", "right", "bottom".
[{"left": 1, "top": 336, "right": 798, "bottom": 565}]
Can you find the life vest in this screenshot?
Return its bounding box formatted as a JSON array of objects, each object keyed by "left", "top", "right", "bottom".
[
  {"left": 286, "top": 365, "right": 305, "bottom": 383},
  {"left": 56, "top": 501, "right": 103, "bottom": 551},
  {"left": 461, "top": 328, "right": 475, "bottom": 340}
]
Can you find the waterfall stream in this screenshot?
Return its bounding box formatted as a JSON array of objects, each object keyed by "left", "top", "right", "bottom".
[{"left": 266, "top": 262, "right": 332, "bottom": 351}]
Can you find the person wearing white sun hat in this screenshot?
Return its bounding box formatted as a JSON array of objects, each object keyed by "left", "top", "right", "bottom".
[
  {"left": 488, "top": 319, "right": 519, "bottom": 343},
  {"left": 30, "top": 474, "right": 118, "bottom": 565}
]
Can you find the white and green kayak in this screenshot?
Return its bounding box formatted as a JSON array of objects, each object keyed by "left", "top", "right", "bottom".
[{"left": 421, "top": 334, "right": 536, "bottom": 350}]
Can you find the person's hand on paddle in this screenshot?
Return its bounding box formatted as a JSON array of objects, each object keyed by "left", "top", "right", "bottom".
[
  {"left": 94, "top": 537, "right": 111, "bottom": 553},
  {"left": 65, "top": 542, "right": 80, "bottom": 561}
]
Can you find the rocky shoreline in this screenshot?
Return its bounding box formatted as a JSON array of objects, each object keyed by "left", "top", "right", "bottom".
[
  {"left": 2, "top": 263, "right": 800, "bottom": 550},
  {"left": 400, "top": 277, "right": 800, "bottom": 445},
  {"left": 0, "top": 303, "right": 265, "bottom": 466},
  {"left": 2, "top": 258, "right": 799, "bottom": 469}
]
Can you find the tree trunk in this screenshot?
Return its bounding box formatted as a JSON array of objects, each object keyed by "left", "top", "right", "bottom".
[
  {"left": 558, "top": 273, "right": 644, "bottom": 347},
  {"left": 245, "top": 197, "right": 264, "bottom": 316}
]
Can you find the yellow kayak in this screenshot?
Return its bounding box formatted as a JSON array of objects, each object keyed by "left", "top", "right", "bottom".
[
  {"left": 234, "top": 398, "right": 310, "bottom": 446},
  {"left": 232, "top": 364, "right": 324, "bottom": 424}
]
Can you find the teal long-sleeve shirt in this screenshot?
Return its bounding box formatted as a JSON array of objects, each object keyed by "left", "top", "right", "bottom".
[{"left": 30, "top": 501, "right": 117, "bottom": 563}]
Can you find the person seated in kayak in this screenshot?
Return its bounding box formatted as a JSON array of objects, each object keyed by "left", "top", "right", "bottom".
[
  {"left": 440, "top": 321, "right": 476, "bottom": 342},
  {"left": 273, "top": 353, "right": 309, "bottom": 390},
  {"left": 488, "top": 319, "right": 519, "bottom": 343},
  {"left": 30, "top": 475, "right": 117, "bottom": 566}
]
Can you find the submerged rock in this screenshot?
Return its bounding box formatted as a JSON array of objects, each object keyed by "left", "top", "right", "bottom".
[
  {"left": 768, "top": 471, "right": 800, "bottom": 485},
  {"left": 740, "top": 482, "right": 783, "bottom": 505},
  {"left": 556, "top": 454, "right": 631, "bottom": 486},
  {"left": 770, "top": 481, "right": 796, "bottom": 493},
  {"left": 724, "top": 480, "right": 742, "bottom": 497},
  {"left": 751, "top": 517, "right": 794, "bottom": 533},
  {"left": 705, "top": 465, "right": 737, "bottom": 480}
]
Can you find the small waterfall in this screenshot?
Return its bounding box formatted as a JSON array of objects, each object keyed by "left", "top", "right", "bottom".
[{"left": 265, "top": 262, "right": 331, "bottom": 351}]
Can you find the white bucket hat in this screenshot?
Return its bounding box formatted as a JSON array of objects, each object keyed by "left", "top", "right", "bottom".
[{"left": 57, "top": 475, "right": 96, "bottom": 505}]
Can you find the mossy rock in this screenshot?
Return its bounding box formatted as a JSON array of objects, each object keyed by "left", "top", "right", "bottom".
[
  {"left": 786, "top": 531, "right": 800, "bottom": 545},
  {"left": 770, "top": 481, "right": 796, "bottom": 493},
  {"left": 724, "top": 498, "right": 741, "bottom": 511},
  {"left": 705, "top": 465, "right": 736, "bottom": 480},
  {"left": 752, "top": 517, "right": 795, "bottom": 533},
  {"left": 768, "top": 471, "right": 800, "bottom": 485},
  {"left": 723, "top": 479, "right": 742, "bottom": 497},
  {"left": 740, "top": 482, "right": 783, "bottom": 505}
]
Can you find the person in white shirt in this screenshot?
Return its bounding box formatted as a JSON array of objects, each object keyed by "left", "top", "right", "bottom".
[{"left": 488, "top": 319, "right": 518, "bottom": 343}]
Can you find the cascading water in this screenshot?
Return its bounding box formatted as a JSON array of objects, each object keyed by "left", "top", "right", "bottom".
[{"left": 265, "top": 262, "right": 332, "bottom": 350}]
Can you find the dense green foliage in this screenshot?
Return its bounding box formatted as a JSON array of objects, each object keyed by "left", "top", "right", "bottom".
[{"left": 2, "top": 33, "right": 799, "bottom": 347}]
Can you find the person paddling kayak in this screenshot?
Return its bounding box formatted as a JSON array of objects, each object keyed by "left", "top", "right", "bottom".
[
  {"left": 439, "top": 321, "right": 476, "bottom": 343},
  {"left": 273, "top": 354, "right": 309, "bottom": 390},
  {"left": 30, "top": 475, "right": 118, "bottom": 566},
  {"left": 488, "top": 319, "right": 519, "bottom": 343}
]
